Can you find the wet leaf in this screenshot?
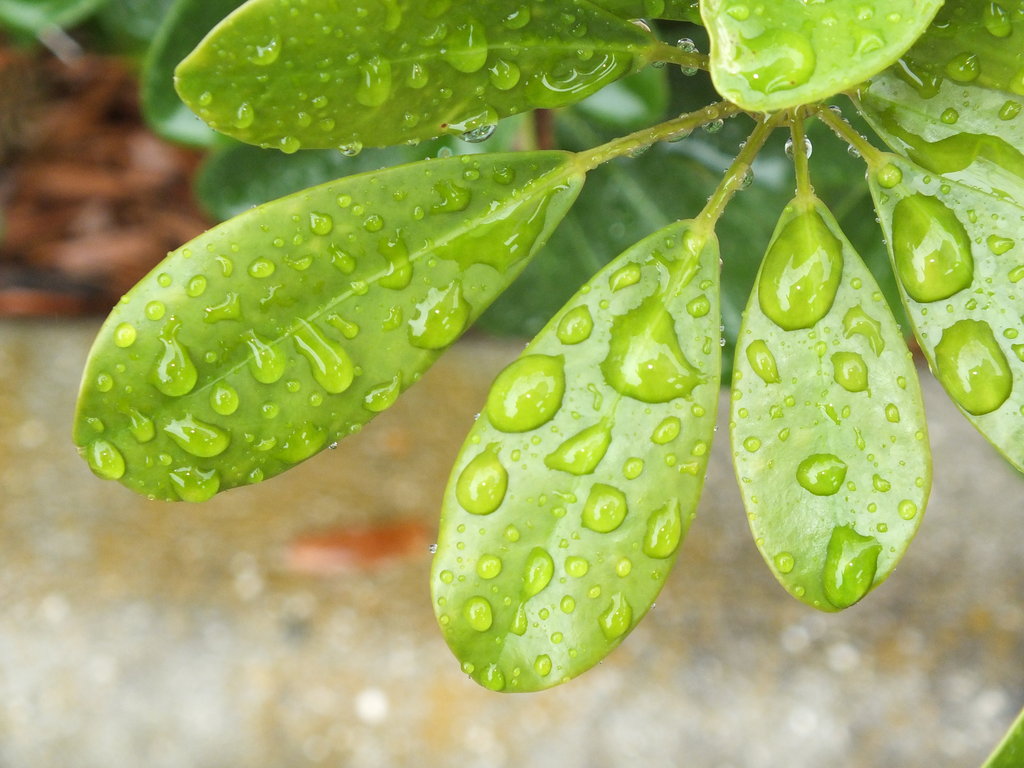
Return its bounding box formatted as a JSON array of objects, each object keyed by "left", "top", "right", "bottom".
[
  {"left": 73, "top": 151, "right": 584, "bottom": 500},
  {"left": 731, "top": 195, "right": 930, "bottom": 611},
  {"left": 593, "top": 0, "right": 701, "bottom": 22},
  {"left": 984, "top": 706, "right": 1024, "bottom": 768},
  {"left": 141, "top": 0, "right": 244, "bottom": 146},
  {"left": 0, "top": 0, "right": 107, "bottom": 33},
  {"left": 174, "top": 0, "right": 658, "bottom": 151},
  {"left": 433, "top": 220, "right": 721, "bottom": 691},
  {"left": 700, "top": 0, "right": 942, "bottom": 112},
  {"left": 868, "top": 152, "right": 1024, "bottom": 471}
]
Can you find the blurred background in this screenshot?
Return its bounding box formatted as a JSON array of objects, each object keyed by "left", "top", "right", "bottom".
[{"left": 1, "top": 2, "right": 1022, "bottom": 766}]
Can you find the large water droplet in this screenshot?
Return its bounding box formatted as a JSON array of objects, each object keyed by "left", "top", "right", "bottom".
[
  {"left": 544, "top": 422, "right": 611, "bottom": 475},
  {"left": 377, "top": 232, "right": 412, "bottom": 290},
  {"left": 409, "top": 281, "right": 470, "bottom": 349},
  {"left": 823, "top": 526, "right": 881, "bottom": 609},
  {"left": 456, "top": 446, "right": 508, "bottom": 515},
  {"left": 485, "top": 355, "right": 565, "bottom": 432},
  {"left": 525, "top": 53, "right": 632, "bottom": 108},
  {"left": 476, "top": 554, "right": 502, "bottom": 580},
  {"left": 534, "top": 654, "right": 552, "bottom": 677},
  {"left": 736, "top": 29, "right": 816, "bottom": 94},
  {"left": 442, "top": 19, "right": 489, "bottom": 73},
  {"left": 746, "top": 339, "right": 781, "bottom": 384},
  {"left": 249, "top": 35, "right": 280, "bottom": 66},
  {"left": 832, "top": 351, "right": 868, "bottom": 392},
  {"left": 796, "top": 453, "right": 848, "bottom": 496},
  {"left": 151, "top": 317, "right": 198, "bottom": 397},
  {"left": 643, "top": 498, "right": 682, "bottom": 559},
  {"left": 581, "top": 483, "right": 628, "bottom": 533},
  {"left": 363, "top": 374, "right": 402, "bottom": 413},
  {"left": 430, "top": 180, "right": 471, "bottom": 213},
  {"left": 293, "top": 320, "right": 354, "bottom": 394},
  {"left": 127, "top": 408, "right": 155, "bottom": 443},
  {"left": 210, "top": 383, "right": 240, "bottom": 416},
  {"left": 85, "top": 439, "right": 126, "bottom": 480},
  {"left": 277, "top": 421, "right": 327, "bottom": 464},
  {"left": 651, "top": 416, "right": 681, "bottom": 444},
  {"left": 934, "top": 319, "right": 1012, "bottom": 415},
  {"left": 759, "top": 209, "right": 843, "bottom": 331},
  {"left": 523, "top": 547, "right": 554, "bottom": 598},
  {"left": 891, "top": 194, "right": 974, "bottom": 302},
  {"left": 602, "top": 296, "right": 699, "bottom": 403},
  {"left": 464, "top": 596, "right": 493, "bottom": 632},
  {"left": 163, "top": 414, "right": 230, "bottom": 458},
  {"left": 245, "top": 331, "right": 286, "bottom": 384},
  {"left": 356, "top": 55, "right": 392, "bottom": 107},
  {"left": 168, "top": 466, "right": 220, "bottom": 502},
  {"left": 556, "top": 305, "right": 594, "bottom": 345},
  {"left": 598, "top": 592, "right": 632, "bottom": 640},
  {"left": 843, "top": 307, "right": 885, "bottom": 355}
]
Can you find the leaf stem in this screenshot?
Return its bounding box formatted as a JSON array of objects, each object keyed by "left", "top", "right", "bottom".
[
  {"left": 575, "top": 101, "right": 744, "bottom": 171},
  {"left": 815, "top": 105, "right": 883, "bottom": 166},
  {"left": 647, "top": 41, "right": 709, "bottom": 72},
  {"left": 790, "top": 110, "right": 813, "bottom": 201},
  {"left": 695, "top": 113, "right": 783, "bottom": 232}
]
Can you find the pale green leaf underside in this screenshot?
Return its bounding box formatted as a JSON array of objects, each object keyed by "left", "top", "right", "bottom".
[
  {"left": 867, "top": 153, "right": 1024, "bottom": 472},
  {"left": 174, "top": 0, "right": 655, "bottom": 151},
  {"left": 983, "top": 706, "right": 1024, "bottom": 768},
  {"left": 731, "top": 196, "right": 930, "bottom": 611},
  {"left": 432, "top": 220, "right": 721, "bottom": 692},
  {"left": 701, "top": 0, "right": 943, "bottom": 111},
  {"left": 73, "top": 151, "right": 584, "bottom": 501}
]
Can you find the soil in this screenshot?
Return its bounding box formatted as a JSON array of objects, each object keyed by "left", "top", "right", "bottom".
[{"left": 0, "top": 41, "right": 212, "bottom": 316}]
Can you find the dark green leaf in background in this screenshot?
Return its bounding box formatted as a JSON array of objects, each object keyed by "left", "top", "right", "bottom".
[
  {"left": 731, "top": 195, "right": 930, "bottom": 610},
  {"left": 0, "top": 0, "right": 108, "bottom": 34},
  {"left": 74, "top": 152, "right": 584, "bottom": 500},
  {"left": 433, "top": 219, "right": 721, "bottom": 691}
]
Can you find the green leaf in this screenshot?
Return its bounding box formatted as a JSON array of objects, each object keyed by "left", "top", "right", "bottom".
[
  {"left": 0, "top": 0, "right": 108, "bottom": 33},
  {"left": 92, "top": 0, "right": 179, "bottom": 53},
  {"left": 141, "top": 0, "right": 245, "bottom": 146},
  {"left": 700, "top": 0, "right": 942, "bottom": 112},
  {"left": 867, "top": 152, "right": 1024, "bottom": 471},
  {"left": 731, "top": 195, "right": 930, "bottom": 611},
  {"left": 73, "top": 151, "right": 584, "bottom": 501},
  {"left": 174, "top": 0, "right": 657, "bottom": 151},
  {"left": 896, "top": 0, "right": 1024, "bottom": 97},
  {"left": 432, "top": 220, "right": 721, "bottom": 691},
  {"left": 592, "top": 0, "right": 701, "bottom": 22},
  {"left": 983, "top": 706, "right": 1024, "bottom": 768}
]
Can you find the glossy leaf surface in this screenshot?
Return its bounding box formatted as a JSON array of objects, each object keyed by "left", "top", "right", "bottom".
[
  {"left": 433, "top": 220, "right": 721, "bottom": 691},
  {"left": 175, "top": 0, "right": 656, "bottom": 151},
  {"left": 731, "top": 196, "right": 930, "bottom": 611},
  {"left": 0, "top": 0, "right": 107, "bottom": 33},
  {"left": 701, "top": 0, "right": 942, "bottom": 111},
  {"left": 141, "top": 0, "right": 244, "bottom": 146},
  {"left": 868, "top": 153, "right": 1024, "bottom": 471},
  {"left": 593, "top": 0, "right": 701, "bottom": 22},
  {"left": 73, "top": 151, "right": 584, "bottom": 500},
  {"left": 984, "top": 706, "right": 1024, "bottom": 768}
]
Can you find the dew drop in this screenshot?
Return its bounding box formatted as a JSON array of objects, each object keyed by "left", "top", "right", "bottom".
[
  {"left": 736, "top": 29, "right": 816, "bottom": 94},
  {"left": 356, "top": 55, "right": 392, "bottom": 107},
  {"left": 581, "top": 483, "right": 628, "bottom": 533},
  {"left": 151, "top": 317, "right": 198, "bottom": 397},
  {"left": 168, "top": 466, "right": 220, "bottom": 502},
  {"left": 408, "top": 282, "right": 471, "bottom": 350},
  {"left": 796, "top": 453, "right": 848, "bottom": 496},
  {"left": 456, "top": 446, "right": 508, "bottom": 515},
  {"left": 163, "top": 414, "right": 230, "bottom": 458},
  {"left": 85, "top": 439, "right": 126, "bottom": 480},
  {"left": 642, "top": 498, "right": 682, "bottom": 559},
  {"left": 485, "top": 355, "right": 566, "bottom": 432},
  {"left": 891, "top": 194, "right": 973, "bottom": 302},
  {"left": 651, "top": 416, "right": 681, "bottom": 444},
  {"left": 823, "top": 526, "right": 881, "bottom": 608},
  {"left": 598, "top": 592, "right": 632, "bottom": 640},
  {"left": 831, "top": 351, "right": 868, "bottom": 392},
  {"left": 476, "top": 554, "right": 502, "bottom": 580},
  {"left": 556, "top": 305, "right": 594, "bottom": 345},
  {"left": 293, "top": 320, "right": 354, "bottom": 394},
  {"left": 747, "top": 339, "right": 781, "bottom": 383},
  {"left": 774, "top": 551, "right": 795, "bottom": 574},
  {"left": 523, "top": 548, "right": 554, "bottom": 597},
  {"left": 464, "top": 596, "right": 493, "bottom": 632},
  {"left": 114, "top": 322, "right": 137, "bottom": 348},
  {"left": 244, "top": 331, "right": 286, "bottom": 384},
  {"left": 210, "top": 383, "right": 240, "bottom": 416},
  {"left": 363, "top": 374, "right": 402, "bottom": 413},
  {"left": 934, "top": 319, "right": 1012, "bottom": 415}
]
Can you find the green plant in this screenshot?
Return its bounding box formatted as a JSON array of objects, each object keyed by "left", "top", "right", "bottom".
[{"left": 65, "top": 0, "right": 1023, "bottom": 757}]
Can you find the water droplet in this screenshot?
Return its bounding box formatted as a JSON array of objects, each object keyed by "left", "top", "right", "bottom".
[
  {"left": 843, "top": 307, "right": 885, "bottom": 356},
  {"left": 987, "top": 235, "right": 1015, "bottom": 255},
  {"left": 876, "top": 164, "right": 903, "bottom": 189},
  {"left": 747, "top": 339, "right": 781, "bottom": 383},
  {"left": 524, "top": 53, "right": 632, "bottom": 109},
  {"left": 168, "top": 466, "right": 220, "bottom": 502},
  {"left": 443, "top": 19, "right": 489, "bottom": 73},
  {"left": 248, "top": 258, "right": 276, "bottom": 278},
  {"left": 934, "top": 319, "right": 1012, "bottom": 415},
  {"left": 203, "top": 292, "right": 241, "bottom": 324},
  {"left": 602, "top": 296, "right": 699, "bottom": 403},
  {"left": 431, "top": 180, "right": 471, "bottom": 213},
  {"left": 456, "top": 446, "right": 508, "bottom": 515},
  {"left": 523, "top": 548, "right": 554, "bottom": 597},
  {"left": 460, "top": 123, "right": 497, "bottom": 143},
  {"left": 309, "top": 212, "right": 334, "bottom": 236},
  {"left": 736, "top": 29, "right": 816, "bottom": 94},
  {"left": 376, "top": 232, "right": 411, "bottom": 289},
  {"left": 356, "top": 55, "right": 392, "bottom": 107},
  {"left": 293, "top": 320, "right": 354, "bottom": 394},
  {"left": 891, "top": 194, "right": 973, "bottom": 302},
  {"left": 234, "top": 102, "right": 255, "bottom": 129},
  {"left": 408, "top": 281, "right": 470, "bottom": 349},
  {"left": 831, "top": 351, "right": 868, "bottom": 392},
  {"left": 898, "top": 499, "right": 918, "bottom": 520},
  {"left": 556, "top": 305, "right": 594, "bottom": 345},
  {"left": 209, "top": 383, "right": 240, "bottom": 416},
  {"left": 823, "top": 526, "right": 881, "bottom": 608},
  {"left": 623, "top": 457, "right": 644, "bottom": 479},
  {"left": 249, "top": 34, "right": 280, "bottom": 65},
  {"left": 277, "top": 421, "right": 327, "bottom": 464},
  {"left": 945, "top": 52, "right": 980, "bottom": 82},
  {"left": 162, "top": 414, "right": 230, "bottom": 458},
  {"left": 565, "top": 556, "right": 589, "bottom": 578},
  {"left": 85, "top": 439, "right": 125, "bottom": 480},
  {"left": 145, "top": 300, "right": 166, "bottom": 321},
  {"left": 544, "top": 421, "right": 612, "bottom": 475},
  {"left": 363, "top": 374, "right": 402, "bottom": 413},
  {"left": 339, "top": 141, "right": 363, "bottom": 157},
  {"left": 774, "top": 552, "right": 795, "bottom": 574},
  {"left": 534, "top": 654, "right": 552, "bottom": 677},
  {"left": 609, "top": 263, "right": 642, "bottom": 292},
  {"left": 885, "top": 403, "right": 901, "bottom": 423},
  {"left": 114, "top": 322, "right": 137, "bottom": 348},
  {"left": 581, "top": 483, "right": 628, "bottom": 533},
  {"left": 651, "top": 416, "right": 681, "bottom": 444},
  {"left": 485, "top": 355, "right": 565, "bottom": 432},
  {"left": 940, "top": 107, "right": 959, "bottom": 125},
  {"left": 476, "top": 554, "right": 502, "bottom": 579},
  {"left": 151, "top": 317, "right": 198, "bottom": 397},
  {"left": 127, "top": 409, "right": 155, "bottom": 443},
  {"left": 464, "top": 596, "right": 493, "bottom": 632},
  {"left": 598, "top": 592, "right": 632, "bottom": 640},
  {"left": 999, "top": 100, "right": 1022, "bottom": 121},
  {"left": 796, "top": 453, "right": 848, "bottom": 496},
  {"left": 984, "top": 2, "right": 1013, "bottom": 36},
  {"left": 759, "top": 208, "right": 843, "bottom": 330},
  {"left": 643, "top": 499, "right": 682, "bottom": 559},
  {"left": 244, "top": 331, "right": 286, "bottom": 384}
]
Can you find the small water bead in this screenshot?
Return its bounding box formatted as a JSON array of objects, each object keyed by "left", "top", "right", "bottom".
[
  {"left": 544, "top": 422, "right": 611, "bottom": 475},
  {"left": 651, "top": 416, "right": 681, "bottom": 444},
  {"left": 523, "top": 548, "right": 555, "bottom": 597},
  {"left": 168, "top": 466, "right": 220, "bottom": 502},
  {"left": 356, "top": 55, "right": 392, "bottom": 107},
  {"left": 609, "top": 263, "right": 642, "bottom": 292},
  {"left": 615, "top": 558, "right": 632, "bottom": 578},
  {"left": 796, "top": 453, "right": 848, "bottom": 496},
  {"left": 85, "top": 439, "right": 126, "bottom": 480},
  {"left": 872, "top": 474, "right": 892, "bottom": 492},
  {"left": 598, "top": 592, "right": 632, "bottom": 640},
  {"left": 293, "top": 320, "right": 354, "bottom": 394},
  {"left": 999, "top": 100, "right": 1022, "bottom": 121},
  {"left": 363, "top": 374, "right": 402, "bottom": 413},
  {"left": 245, "top": 331, "right": 286, "bottom": 384},
  {"left": 734, "top": 28, "right": 815, "bottom": 95},
  {"left": 774, "top": 552, "right": 795, "bottom": 574},
  {"left": 945, "top": 52, "right": 980, "bottom": 82},
  {"left": 984, "top": 1, "right": 1013, "bottom": 36},
  {"left": 885, "top": 403, "right": 901, "bottom": 423},
  {"left": 339, "top": 142, "right": 363, "bottom": 157},
  {"left": 934, "top": 319, "right": 1012, "bottom": 415},
  {"left": 565, "top": 556, "right": 589, "bottom": 578},
  {"left": 823, "top": 526, "right": 881, "bottom": 609},
  {"left": 746, "top": 339, "right": 781, "bottom": 384},
  {"left": 843, "top": 306, "right": 885, "bottom": 355},
  {"left": 145, "top": 301, "right": 166, "bottom": 321},
  {"left": 534, "top": 655, "right": 552, "bottom": 677},
  {"left": 477, "top": 554, "right": 502, "bottom": 580},
  {"left": 113, "top": 322, "right": 137, "bottom": 348},
  {"left": 987, "top": 235, "right": 1016, "bottom": 255},
  {"left": 643, "top": 499, "right": 682, "bottom": 559},
  {"left": 940, "top": 107, "right": 959, "bottom": 125},
  {"left": 151, "top": 317, "right": 197, "bottom": 397},
  {"left": 210, "top": 383, "right": 240, "bottom": 416},
  {"left": 556, "top": 305, "right": 594, "bottom": 345},
  {"left": 485, "top": 355, "right": 566, "bottom": 433},
  {"left": 675, "top": 38, "right": 699, "bottom": 76},
  {"left": 278, "top": 136, "right": 301, "bottom": 154},
  {"left": 702, "top": 118, "right": 724, "bottom": 134},
  {"left": 464, "top": 596, "right": 493, "bottom": 632},
  {"left": 891, "top": 194, "right": 973, "bottom": 302},
  {"left": 784, "top": 136, "right": 813, "bottom": 159},
  {"left": 456, "top": 447, "right": 508, "bottom": 515},
  {"left": 249, "top": 34, "right": 281, "bottom": 66},
  {"left": 876, "top": 164, "right": 903, "bottom": 189},
  {"left": 408, "top": 282, "right": 470, "bottom": 350},
  {"left": 459, "top": 123, "right": 497, "bottom": 144},
  {"left": 248, "top": 258, "right": 276, "bottom": 278},
  {"left": 898, "top": 499, "right": 918, "bottom": 520},
  {"left": 581, "top": 483, "right": 628, "bottom": 533},
  {"left": 163, "top": 414, "right": 230, "bottom": 458},
  {"left": 831, "top": 351, "right": 868, "bottom": 392},
  {"left": 127, "top": 409, "right": 155, "bottom": 443},
  {"left": 743, "top": 437, "right": 761, "bottom": 452},
  {"left": 623, "top": 457, "right": 645, "bottom": 480}
]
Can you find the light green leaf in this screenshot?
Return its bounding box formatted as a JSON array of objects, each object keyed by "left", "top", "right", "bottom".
[
  {"left": 700, "top": 0, "right": 942, "bottom": 112},
  {"left": 868, "top": 152, "right": 1024, "bottom": 471},
  {"left": 731, "top": 195, "right": 930, "bottom": 611},
  {"left": 896, "top": 0, "right": 1024, "bottom": 97},
  {"left": 174, "top": 0, "right": 658, "bottom": 151},
  {"left": 983, "top": 706, "right": 1024, "bottom": 768},
  {"left": 73, "top": 151, "right": 584, "bottom": 501},
  {"left": 0, "top": 0, "right": 107, "bottom": 33},
  {"left": 592, "top": 0, "right": 701, "bottom": 22},
  {"left": 433, "top": 220, "right": 721, "bottom": 691},
  {"left": 141, "top": 0, "right": 244, "bottom": 146}
]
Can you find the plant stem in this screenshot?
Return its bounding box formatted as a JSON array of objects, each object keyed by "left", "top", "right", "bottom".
[
  {"left": 576, "top": 101, "right": 744, "bottom": 171},
  {"left": 790, "top": 110, "right": 813, "bottom": 201},
  {"left": 647, "top": 41, "right": 709, "bottom": 72},
  {"left": 815, "top": 105, "right": 883, "bottom": 166},
  {"left": 694, "top": 113, "right": 783, "bottom": 232}
]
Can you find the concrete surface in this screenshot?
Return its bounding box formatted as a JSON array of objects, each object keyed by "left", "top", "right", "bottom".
[{"left": 0, "top": 320, "right": 1021, "bottom": 767}]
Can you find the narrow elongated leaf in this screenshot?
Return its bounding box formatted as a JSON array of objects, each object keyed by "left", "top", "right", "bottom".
[
  {"left": 141, "top": 0, "right": 244, "bottom": 146},
  {"left": 984, "top": 706, "right": 1024, "bottom": 768},
  {"left": 868, "top": 153, "right": 1024, "bottom": 471},
  {"left": 700, "top": 0, "right": 942, "bottom": 112},
  {"left": 73, "top": 151, "right": 584, "bottom": 500},
  {"left": 0, "top": 0, "right": 107, "bottom": 33},
  {"left": 731, "top": 195, "right": 930, "bottom": 611},
  {"left": 174, "top": 0, "right": 656, "bottom": 151},
  {"left": 896, "top": 0, "right": 1024, "bottom": 96},
  {"left": 433, "top": 220, "right": 721, "bottom": 691},
  {"left": 593, "top": 0, "right": 701, "bottom": 22}
]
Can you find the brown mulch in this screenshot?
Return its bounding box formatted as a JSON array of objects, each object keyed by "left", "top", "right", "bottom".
[{"left": 0, "top": 43, "right": 213, "bottom": 316}]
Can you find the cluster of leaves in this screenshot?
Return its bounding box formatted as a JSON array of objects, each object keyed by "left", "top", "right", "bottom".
[{"left": 57, "top": 0, "right": 1024, "bottom": 761}]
